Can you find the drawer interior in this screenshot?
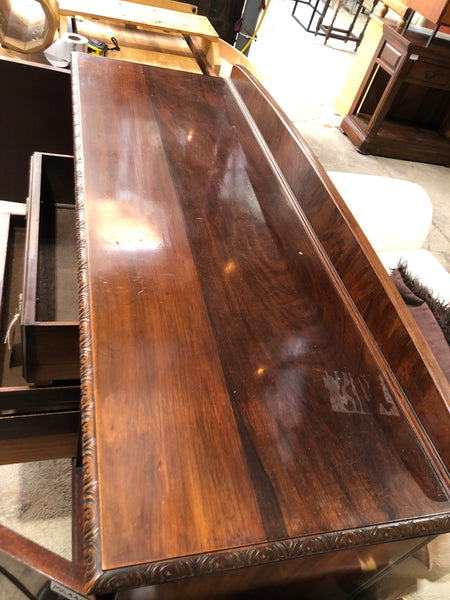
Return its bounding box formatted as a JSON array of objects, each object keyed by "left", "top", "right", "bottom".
[
  {"left": 1, "top": 213, "right": 27, "bottom": 387},
  {"left": 0, "top": 212, "right": 80, "bottom": 464},
  {"left": 21, "top": 153, "right": 80, "bottom": 384},
  {"left": 36, "top": 155, "right": 78, "bottom": 323}
]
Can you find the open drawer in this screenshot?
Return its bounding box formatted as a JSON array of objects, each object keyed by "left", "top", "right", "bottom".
[
  {"left": 22, "top": 153, "right": 79, "bottom": 384},
  {"left": 0, "top": 202, "right": 79, "bottom": 464},
  {"left": 0, "top": 60, "right": 79, "bottom": 463}
]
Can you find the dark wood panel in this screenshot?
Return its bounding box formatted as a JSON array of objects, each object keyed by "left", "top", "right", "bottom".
[
  {"left": 22, "top": 152, "right": 79, "bottom": 383},
  {"left": 342, "top": 112, "right": 450, "bottom": 165},
  {"left": 0, "top": 204, "right": 26, "bottom": 320},
  {"left": 0, "top": 385, "right": 79, "bottom": 415},
  {"left": 0, "top": 212, "right": 26, "bottom": 385},
  {"left": 0, "top": 199, "right": 79, "bottom": 389},
  {"left": 21, "top": 324, "right": 80, "bottom": 383},
  {"left": 0, "top": 430, "right": 78, "bottom": 465},
  {"left": 72, "top": 54, "right": 450, "bottom": 596},
  {"left": 0, "top": 156, "right": 81, "bottom": 463},
  {"left": 0, "top": 409, "right": 79, "bottom": 464},
  {"left": 114, "top": 537, "right": 429, "bottom": 600},
  {"left": 75, "top": 57, "right": 266, "bottom": 571},
  {"left": 0, "top": 410, "right": 79, "bottom": 438},
  {"left": 230, "top": 64, "right": 450, "bottom": 473},
  {"left": 0, "top": 56, "right": 73, "bottom": 205}
]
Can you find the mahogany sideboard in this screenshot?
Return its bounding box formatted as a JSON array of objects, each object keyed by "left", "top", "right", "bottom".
[
  {"left": 72, "top": 53, "right": 450, "bottom": 598},
  {"left": 0, "top": 51, "right": 449, "bottom": 599}
]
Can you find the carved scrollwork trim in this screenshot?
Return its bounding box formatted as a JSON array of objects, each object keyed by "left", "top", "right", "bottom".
[
  {"left": 87, "top": 514, "right": 450, "bottom": 595},
  {"left": 71, "top": 55, "right": 104, "bottom": 591}
]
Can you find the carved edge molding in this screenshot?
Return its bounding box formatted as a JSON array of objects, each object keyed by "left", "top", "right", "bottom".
[
  {"left": 88, "top": 514, "right": 450, "bottom": 594},
  {"left": 71, "top": 55, "right": 104, "bottom": 592}
]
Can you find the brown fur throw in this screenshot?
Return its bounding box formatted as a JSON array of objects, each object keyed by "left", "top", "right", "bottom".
[{"left": 397, "top": 261, "right": 450, "bottom": 345}]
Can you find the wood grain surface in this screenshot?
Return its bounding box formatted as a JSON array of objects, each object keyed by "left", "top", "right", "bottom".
[
  {"left": 72, "top": 54, "right": 450, "bottom": 594},
  {"left": 0, "top": 523, "right": 85, "bottom": 595},
  {"left": 129, "top": 0, "right": 198, "bottom": 13},
  {"left": 59, "top": 0, "right": 217, "bottom": 40},
  {"left": 230, "top": 65, "right": 450, "bottom": 475},
  {"left": 59, "top": 0, "right": 221, "bottom": 74},
  {"left": 0, "top": 202, "right": 26, "bottom": 314},
  {"left": 59, "top": 16, "right": 203, "bottom": 74},
  {"left": 21, "top": 152, "right": 80, "bottom": 383},
  {"left": 0, "top": 56, "right": 73, "bottom": 205},
  {"left": 110, "top": 536, "right": 431, "bottom": 600}
]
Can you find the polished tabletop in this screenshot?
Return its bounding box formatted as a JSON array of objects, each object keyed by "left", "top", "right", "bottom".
[{"left": 72, "top": 53, "right": 450, "bottom": 594}]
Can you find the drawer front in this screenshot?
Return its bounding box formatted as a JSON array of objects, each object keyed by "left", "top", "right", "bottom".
[
  {"left": 22, "top": 324, "right": 80, "bottom": 384},
  {"left": 407, "top": 60, "right": 450, "bottom": 90},
  {"left": 22, "top": 152, "right": 79, "bottom": 384},
  {"left": 378, "top": 41, "right": 402, "bottom": 73}
]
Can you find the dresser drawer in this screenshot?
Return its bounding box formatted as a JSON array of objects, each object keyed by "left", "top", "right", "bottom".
[
  {"left": 378, "top": 41, "right": 402, "bottom": 73},
  {"left": 407, "top": 59, "right": 450, "bottom": 90},
  {"left": 22, "top": 153, "right": 80, "bottom": 384},
  {"left": 0, "top": 201, "right": 79, "bottom": 463}
]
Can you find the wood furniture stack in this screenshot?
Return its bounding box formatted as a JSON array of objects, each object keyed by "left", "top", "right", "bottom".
[{"left": 0, "top": 22, "right": 449, "bottom": 600}]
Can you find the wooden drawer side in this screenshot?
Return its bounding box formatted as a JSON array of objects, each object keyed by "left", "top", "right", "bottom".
[{"left": 22, "top": 153, "right": 79, "bottom": 384}]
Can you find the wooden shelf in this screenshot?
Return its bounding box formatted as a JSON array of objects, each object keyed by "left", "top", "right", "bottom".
[
  {"left": 342, "top": 113, "right": 450, "bottom": 165},
  {"left": 340, "top": 22, "right": 450, "bottom": 165}
]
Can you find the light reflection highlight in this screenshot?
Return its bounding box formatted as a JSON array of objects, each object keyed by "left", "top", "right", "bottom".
[
  {"left": 95, "top": 197, "right": 167, "bottom": 253},
  {"left": 224, "top": 260, "right": 236, "bottom": 274}
]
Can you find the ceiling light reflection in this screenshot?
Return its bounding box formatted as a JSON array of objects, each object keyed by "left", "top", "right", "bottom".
[{"left": 95, "top": 198, "right": 167, "bottom": 253}]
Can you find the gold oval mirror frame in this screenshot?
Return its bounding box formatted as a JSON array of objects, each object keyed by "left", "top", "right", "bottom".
[{"left": 0, "top": 0, "right": 59, "bottom": 54}]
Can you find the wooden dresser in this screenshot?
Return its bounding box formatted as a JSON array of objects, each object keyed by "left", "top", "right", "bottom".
[
  {"left": 0, "top": 51, "right": 449, "bottom": 599},
  {"left": 340, "top": 21, "right": 450, "bottom": 165}
]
